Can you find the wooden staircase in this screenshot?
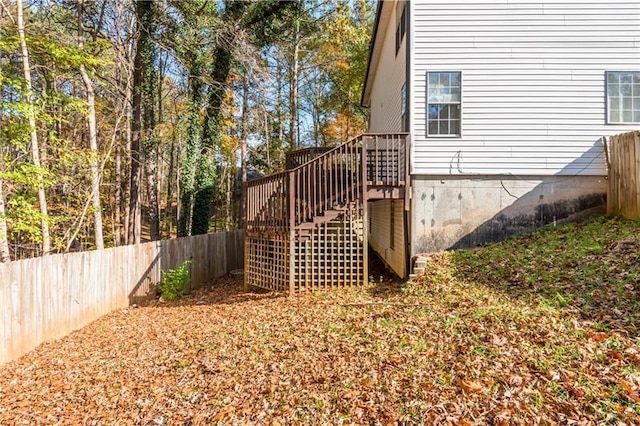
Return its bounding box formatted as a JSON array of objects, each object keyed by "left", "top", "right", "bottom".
[{"left": 245, "top": 133, "right": 409, "bottom": 294}]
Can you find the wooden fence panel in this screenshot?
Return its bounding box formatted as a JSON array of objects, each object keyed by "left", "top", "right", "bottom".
[
  {"left": 226, "top": 230, "right": 244, "bottom": 272},
  {"left": 607, "top": 131, "right": 640, "bottom": 219},
  {"left": 0, "top": 230, "right": 244, "bottom": 365}
]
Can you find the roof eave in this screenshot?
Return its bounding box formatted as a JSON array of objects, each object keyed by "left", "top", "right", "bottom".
[{"left": 360, "top": 1, "right": 386, "bottom": 108}]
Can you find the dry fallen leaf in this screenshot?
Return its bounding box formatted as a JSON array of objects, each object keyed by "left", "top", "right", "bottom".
[
  {"left": 609, "top": 350, "right": 624, "bottom": 361},
  {"left": 585, "top": 331, "right": 609, "bottom": 343},
  {"left": 508, "top": 375, "right": 523, "bottom": 387},
  {"left": 619, "top": 380, "right": 640, "bottom": 402},
  {"left": 459, "top": 379, "right": 484, "bottom": 394}
]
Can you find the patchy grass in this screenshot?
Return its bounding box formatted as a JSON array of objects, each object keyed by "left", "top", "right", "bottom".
[{"left": 1, "top": 216, "right": 639, "bottom": 424}]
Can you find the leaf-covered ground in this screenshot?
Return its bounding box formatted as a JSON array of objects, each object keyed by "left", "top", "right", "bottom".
[{"left": 1, "top": 216, "right": 639, "bottom": 425}]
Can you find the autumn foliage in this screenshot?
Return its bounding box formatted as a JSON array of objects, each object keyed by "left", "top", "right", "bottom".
[{"left": 1, "top": 216, "right": 639, "bottom": 424}]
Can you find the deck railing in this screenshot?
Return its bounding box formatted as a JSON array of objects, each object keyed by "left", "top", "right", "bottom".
[
  {"left": 285, "top": 147, "right": 332, "bottom": 170},
  {"left": 364, "top": 133, "right": 409, "bottom": 187},
  {"left": 290, "top": 137, "right": 363, "bottom": 226},
  {"left": 246, "top": 133, "right": 410, "bottom": 235},
  {"left": 246, "top": 171, "right": 289, "bottom": 234}
]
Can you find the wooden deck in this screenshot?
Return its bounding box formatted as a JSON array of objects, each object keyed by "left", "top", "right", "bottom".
[{"left": 245, "top": 133, "right": 409, "bottom": 293}]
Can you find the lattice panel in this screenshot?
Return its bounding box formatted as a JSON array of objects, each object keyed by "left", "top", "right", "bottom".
[
  {"left": 292, "top": 212, "right": 365, "bottom": 292},
  {"left": 245, "top": 234, "right": 289, "bottom": 292}
]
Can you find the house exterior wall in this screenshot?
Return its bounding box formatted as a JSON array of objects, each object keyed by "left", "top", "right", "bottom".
[
  {"left": 368, "top": 2, "right": 406, "bottom": 132},
  {"left": 366, "top": 1, "right": 408, "bottom": 277},
  {"left": 368, "top": 200, "right": 406, "bottom": 278},
  {"left": 410, "top": 1, "right": 640, "bottom": 176},
  {"left": 406, "top": 1, "right": 638, "bottom": 253}
]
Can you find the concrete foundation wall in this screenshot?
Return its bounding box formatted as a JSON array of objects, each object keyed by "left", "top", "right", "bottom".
[{"left": 410, "top": 175, "right": 606, "bottom": 255}]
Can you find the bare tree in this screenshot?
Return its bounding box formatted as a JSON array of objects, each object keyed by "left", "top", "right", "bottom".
[
  {"left": 0, "top": 178, "right": 10, "bottom": 262},
  {"left": 289, "top": 17, "right": 300, "bottom": 151},
  {"left": 77, "top": 0, "right": 104, "bottom": 250},
  {"left": 17, "top": 0, "right": 51, "bottom": 254},
  {"left": 239, "top": 74, "right": 249, "bottom": 228}
]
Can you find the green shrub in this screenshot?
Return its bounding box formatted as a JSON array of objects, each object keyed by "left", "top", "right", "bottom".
[{"left": 159, "top": 260, "right": 192, "bottom": 301}]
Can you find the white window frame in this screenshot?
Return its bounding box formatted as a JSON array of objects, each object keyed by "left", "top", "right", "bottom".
[
  {"left": 606, "top": 71, "right": 640, "bottom": 124},
  {"left": 426, "top": 71, "right": 462, "bottom": 138}
]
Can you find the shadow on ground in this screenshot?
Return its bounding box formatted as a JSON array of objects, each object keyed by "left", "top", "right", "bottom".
[
  {"left": 143, "top": 275, "right": 287, "bottom": 308},
  {"left": 366, "top": 248, "right": 407, "bottom": 300},
  {"left": 146, "top": 247, "right": 410, "bottom": 308}
]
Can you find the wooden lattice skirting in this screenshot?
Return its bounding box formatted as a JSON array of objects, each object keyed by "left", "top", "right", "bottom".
[{"left": 245, "top": 211, "right": 366, "bottom": 293}]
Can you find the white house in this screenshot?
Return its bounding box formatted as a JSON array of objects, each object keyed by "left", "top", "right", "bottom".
[{"left": 362, "top": 0, "right": 640, "bottom": 277}]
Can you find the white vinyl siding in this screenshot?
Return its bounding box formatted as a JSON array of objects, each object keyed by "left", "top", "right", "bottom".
[
  {"left": 411, "top": 1, "right": 640, "bottom": 176},
  {"left": 368, "top": 1, "right": 406, "bottom": 133}
]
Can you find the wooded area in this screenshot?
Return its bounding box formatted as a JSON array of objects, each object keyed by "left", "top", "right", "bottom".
[
  {"left": 0, "top": 0, "right": 372, "bottom": 261},
  {"left": 0, "top": 228, "right": 244, "bottom": 364},
  {"left": 607, "top": 130, "right": 640, "bottom": 220}
]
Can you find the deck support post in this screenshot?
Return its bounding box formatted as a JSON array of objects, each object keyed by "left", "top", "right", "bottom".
[
  {"left": 361, "top": 138, "right": 369, "bottom": 285},
  {"left": 288, "top": 172, "right": 296, "bottom": 296}
]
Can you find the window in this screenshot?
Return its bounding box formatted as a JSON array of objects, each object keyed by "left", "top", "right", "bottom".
[
  {"left": 607, "top": 71, "right": 640, "bottom": 124},
  {"left": 427, "top": 72, "right": 461, "bottom": 136},
  {"left": 395, "top": 2, "right": 406, "bottom": 55},
  {"left": 401, "top": 82, "right": 407, "bottom": 132}
]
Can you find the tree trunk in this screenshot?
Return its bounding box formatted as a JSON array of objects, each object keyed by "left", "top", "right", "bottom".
[
  {"left": 123, "top": 89, "right": 132, "bottom": 243},
  {"left": 128, "top": 0, "right": 150, "bottom": 244},
  {"left": 239, "top": 74, "right": 249, "bottom": 228},
  {"left": 166, "top": 123, "right": 176, "bottom": 237},
  {"left": 141, "top": 0, "right": 159, "bottom": 241},
  {"left": 0, "top": 178, "right": 10, "bottom": 262},
  {"left": 17, "top": 0, "right": 51, "bottom": 255},
  {"left": 114, "top": 135, "right": 122, "bottom": 245},
  {"left": 78, "top": 0, "right": 104, "bottom": 250},
  {"left": 178, "top": 70, "right": 203, "bottom": 237},
  {"left": 289, "top": 18, "right": 300, "bottom": 151},
  {"left": 264, "top": 109, "right": 270, "bottom": 171},
  {"left": 116, "top": 0, "right": 132, "bottom": 244},
  {"left": 144, "top": 148, "right": 160, "bottom": 240},
  {"left": 275, "top": 55, "right": 284, "bottom": 167}
]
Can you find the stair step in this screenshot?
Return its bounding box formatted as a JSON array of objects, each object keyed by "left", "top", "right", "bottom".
[
  {"left": 296, "top": 209, "right": 346, "bottom": 232},
  {"left": 297, "top": 223, "right": 316, "bottom": 231},
  {"left": 314, "top": 210, "right": 342, "bottom": 223}
]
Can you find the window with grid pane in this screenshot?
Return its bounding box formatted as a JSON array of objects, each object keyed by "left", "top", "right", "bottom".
[
  {"left": 427, "top": 72, "right": 461, "bottom": 136},
  {"left": 607, "top": 71, "right": 640, "bottom": 124}
]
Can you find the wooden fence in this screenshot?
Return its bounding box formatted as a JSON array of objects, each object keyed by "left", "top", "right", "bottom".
[
  {"left": 606, "top": 131, "right": 640, "bottom": 219},
  {"left": 0, "top": 230, "right": 244, "bottom": 365}
]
